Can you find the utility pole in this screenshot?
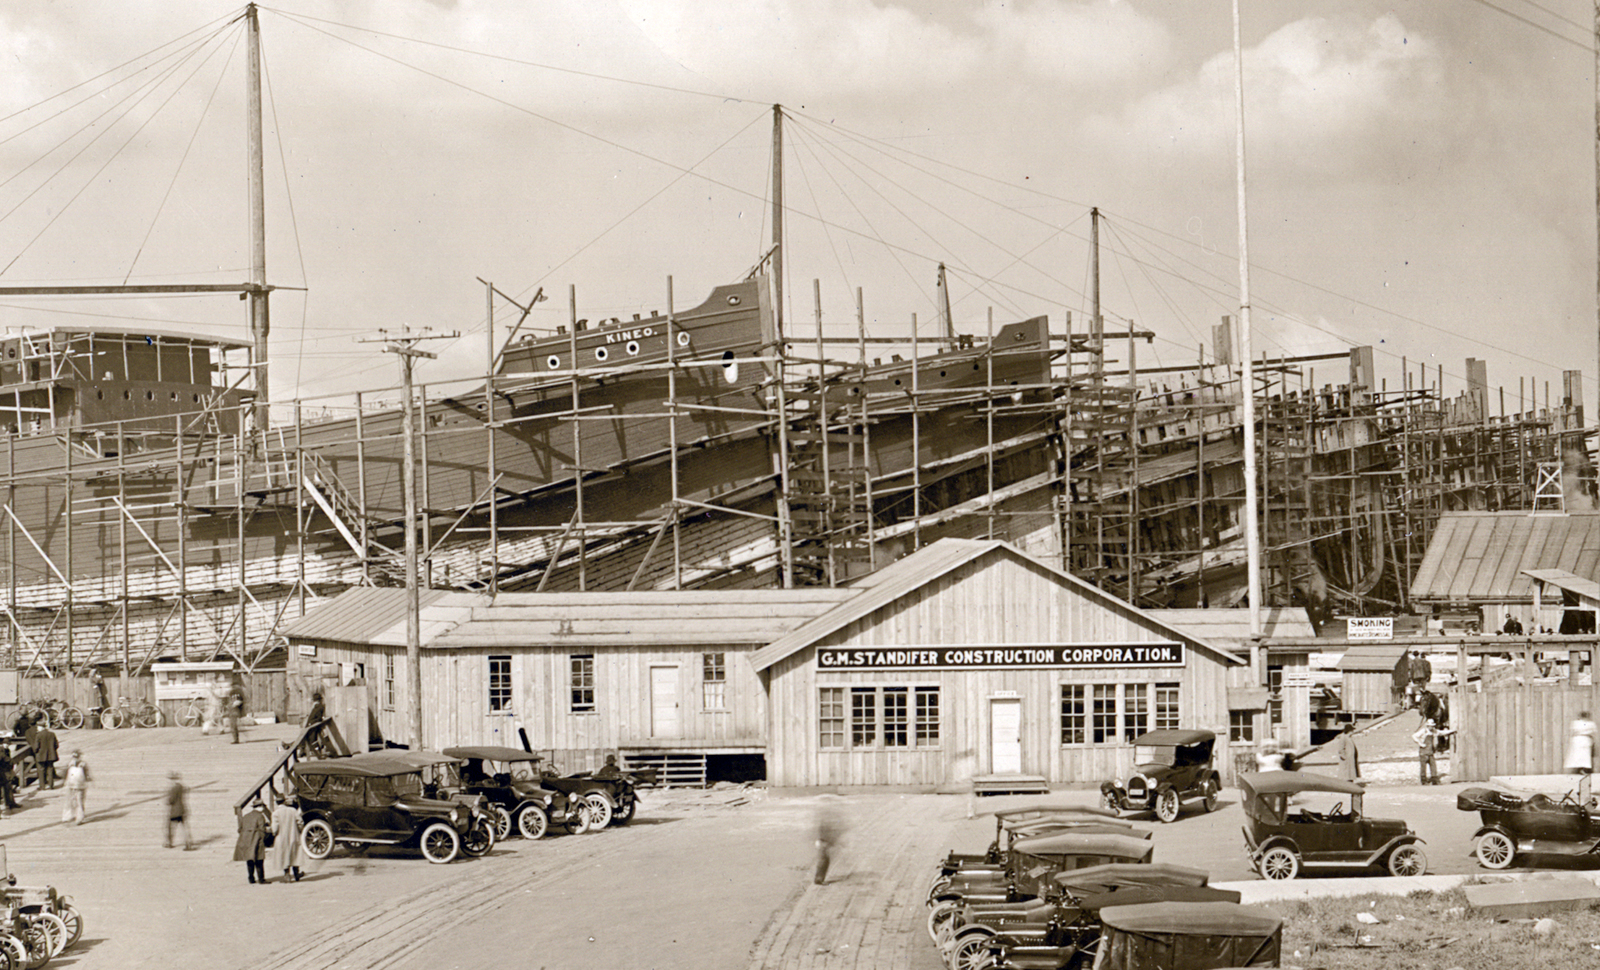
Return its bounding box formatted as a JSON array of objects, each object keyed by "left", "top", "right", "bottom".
[{"left": 364, "top": 328, "right": 456, "bottom": 750}]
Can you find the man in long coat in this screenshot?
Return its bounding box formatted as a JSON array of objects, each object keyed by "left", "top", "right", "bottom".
[
  {"left": 32, "top": 723, "right": 58, "bottom": 789},
  {"left": 234, "top": 799, "right": 269, "bottom": 884},
  {"left": 269, "top": 793, "right": 304, "bottom": 882}
]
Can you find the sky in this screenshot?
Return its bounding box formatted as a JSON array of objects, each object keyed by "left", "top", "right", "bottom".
[{"left": 0, "top": 0, "right": 1593, "bottom": 419}]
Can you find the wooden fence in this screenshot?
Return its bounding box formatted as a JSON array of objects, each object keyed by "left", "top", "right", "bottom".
[
  {"left": 0, "top": 669, "right": 290, "bottom": 729},
  {"left": 1453, "top": 684, "right": 1600, "bottom": 781}
]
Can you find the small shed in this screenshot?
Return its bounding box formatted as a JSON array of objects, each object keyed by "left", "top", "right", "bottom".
[{"left": 1336, "top": 643, "right": 1409, "bottom": 714}]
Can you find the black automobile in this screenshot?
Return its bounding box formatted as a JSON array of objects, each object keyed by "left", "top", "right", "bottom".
[
  {"left": 440, "top": 746, "right": 592, "bottom": 839},
  {"left": 1241, "top": 770, "right": 1426, "bottom": 880},
  {"left": 538, "top": 759, "right": 655, "bottom": 829},
  {"left": 290, "top": 752, "right": 490, "bottom": 864},
  {"left": 1099, "top": 729, "right": 1222, "bottom": 823}
]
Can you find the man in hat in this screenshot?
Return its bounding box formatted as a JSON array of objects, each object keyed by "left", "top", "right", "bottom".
[{"left": 1413, "top": 718, "right": 1442, "bottom": 785}]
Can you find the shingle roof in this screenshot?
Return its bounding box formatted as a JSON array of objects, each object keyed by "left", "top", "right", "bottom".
[
  {"left": 1335, "top": 642, "right": 1408, "bottom": 672},
  {"left": 1411, "top": 512, "right": 1600, "bottom": 604},
  {"left": 1146, "top": 609, "right": 1315, "bottom": 649}
]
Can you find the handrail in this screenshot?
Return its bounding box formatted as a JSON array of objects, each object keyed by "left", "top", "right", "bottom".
[{"left": 231, "top": 716, "right": 342, "bottom": 815}]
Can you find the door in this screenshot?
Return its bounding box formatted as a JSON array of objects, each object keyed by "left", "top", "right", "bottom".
[
  {"left": 650, "top": 666, "right": 680, "bottom": 738},
  {"left": 990, "top": 697, "right": 1022, "bottom": 774}
]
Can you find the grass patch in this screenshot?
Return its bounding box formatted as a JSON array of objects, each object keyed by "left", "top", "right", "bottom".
[{"left": 1260, "top": 889, "right": 1600, "bottom": 968}]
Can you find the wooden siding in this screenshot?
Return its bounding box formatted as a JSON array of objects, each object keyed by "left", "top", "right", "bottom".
[
  {"left": 765, "top": 553, "right": 1236, "bottom": 787},
  {"left": 1454, "top": 684, "right": 1600, "bottom": 781},
  {"left": 1344, "top": 671, "right": 1401, "bottom": 715},
  {"left": 293, "top": 639, "right": 765, "bottom": 770}
]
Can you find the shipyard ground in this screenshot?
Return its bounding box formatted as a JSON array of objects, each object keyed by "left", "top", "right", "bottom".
[{"left": 5, "top": 720, "right": 1586, "bottom": 970}]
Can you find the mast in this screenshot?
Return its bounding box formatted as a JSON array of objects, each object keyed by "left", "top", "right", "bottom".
[
  {"left": 771, "top": 104, "right": 785, "bottom": 340},
  {"left": 1232, "top": 0, "right": 1264, "bottom": 647},
  {"left": 246, "top": 4, "right": 270, "bottom": 437},
  {"left": 936, "top": 262, "right": 954, "bottom": 342},
  {"left": 770, "top": 104, "right": 795, "bottom": 587}
]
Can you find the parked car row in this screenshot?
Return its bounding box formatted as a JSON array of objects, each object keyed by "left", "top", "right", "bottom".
[
  {"left": 287, "top": 747, "right": 654, "bottom": 865},
  {"left": 0, "top": 875, "right": 84, "bottom": 969}
]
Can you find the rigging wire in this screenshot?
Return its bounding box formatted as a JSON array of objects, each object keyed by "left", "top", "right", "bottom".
[
  {"left": 125, "top": 27, "right": 245, "bottom": 284},
  {"left": 1466, "top": 0, "right": 1591, "bottom": 51},
  {"left": 260, "top": 26, "right": 315, "bottom": 392}
]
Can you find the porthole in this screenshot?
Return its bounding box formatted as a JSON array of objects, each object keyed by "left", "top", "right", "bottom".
[
  {"left": 193, "top": 394, "right": 200, "bottom": 403},
  {"left": 893, "top": 378, "right": 902, "bottom": 386},
  {"left": 547, "top": 355, "right": 561, "bottom": 369},
  {"left": 939, "top": 370, "right": 946, "bottom": 377},
  {"left": 96, "top": 390, "right": 104, "bottom": 400},
  {"left": 145, "top": 390, "right": 154, "bottom": 400},
  {"left": 677, "top": 331, "right": 690, "bottom": 347},
  {"left": 595, "top": 347, "right": 609, "bottom": 362},
  {"left": 727, "top": 295, "right": 741, "bottom": 306},
  {"left": 626, "top": 341, "right": 640, "bottom": 356},
  {"left": 721, "top": 350, "right": 739, "bottom": 384}
]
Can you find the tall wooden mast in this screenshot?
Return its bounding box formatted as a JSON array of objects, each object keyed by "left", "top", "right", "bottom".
[
  {"left": 1232, "top": 0, "right": 1264, "bottom": 650},
  {"left": 246, "top": 3, "right": 270, "bottom": 435}
]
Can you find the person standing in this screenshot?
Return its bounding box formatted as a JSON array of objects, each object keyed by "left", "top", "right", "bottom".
[
  {"left": 1413, "top": 718, "right": 1441, "bottom": 785},
  {"left": 227, "top": 680, "right": 246, "bottom": 744},
  {"left": 89, "top": 669, "right": 108, "bottom": 716},
  {"left": 1566, "top": 711, "right": 1597, "bottom": 775},
  {"left": 62, "top": 751, "right": 90, "bottom": 824},
  {"left": 32, "top": 722, "right": 58, "bottom": 790},
  {"left": 269, "top": 793, "right": 304, "bottom": 882},
  {"left": 234, "top": 799, "right": 269, "bottom": 884},
  {"left": 0, "top": 745, "right": 15, "bottom": 816},
  {"left": 1336, "top": 723, "right": 1362, "bottom": 783},
  {"left": 813, "top": 799, "right": 842, "bottom": 885},
  {"left": 165, "top": 772, "right": 193, "bottom": 850}
]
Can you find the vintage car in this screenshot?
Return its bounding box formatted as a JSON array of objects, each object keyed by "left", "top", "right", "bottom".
[
  {"left": 538, "top": 759, "right": 655, "bottom": 829},
  {"left": 930, "top": 806, "right": 1144, "bottom": 896},
  {"left": 440, "top": 745, "right": 592, "bottom": 839},
  {"left": 1086, "top": 901, "right": 1282, "bottom": 970},
  {"left": 938, "top": 864, "right": 1225, "bottom": 970},
  {"left": 1458, "top": 785, "right": 1600, "bottom": 868},
  {"left": 927, "top": 832, "right": 1154, "bottom": 942},
  {"left": 1099, "top": 729, "right": 1223, "bottom": 823},
  {"left": 290, "top": 751, "right": 492, "bottom": 864},
  {"left": 1240, "top": 770, "right": 1427, "bottom": 880}
]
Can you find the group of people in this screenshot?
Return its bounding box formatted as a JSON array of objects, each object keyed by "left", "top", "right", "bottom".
[
  {"left": 1, "top": 710, "right": 89, "bottom": 822},
  {"left": 233, "top": 793, "right": 305, "bottom": 884}
]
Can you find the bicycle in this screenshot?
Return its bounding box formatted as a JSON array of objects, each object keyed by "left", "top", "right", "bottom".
[
  {"left": 19, "top": 699, "right": 83, "bottom": 731},
  {"left": 101, "top": 696, "right": 163, "bottom": 729},
  {"left": 177, "top": 695, "right": 208, "bottom": 728}
]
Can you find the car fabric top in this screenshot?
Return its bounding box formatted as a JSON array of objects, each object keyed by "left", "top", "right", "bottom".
[
  {"left": 989, "top": 804, "right": 1120, "bottom": 822},
  {"left": 1239, "top": 770, "right": 1366, "bottom": 797},
  {"left": 1076, "top": 885, "right": 1241, "bottom": 912},
  {"left": 1053, "top": 862, "right": 1208, "bottom": 893},
  {"left": 291, "top": 751, "right": 461, "bottom": 779},
  {"left": 441, "top": 746, "right": 543, "bottom": 764},
  {"left": 1098, "top": 900, "right": 1282, "bottom": 936},
  {"left": 1012, "top": 832, "right": 1154, "bottom": 859},
  {"left": 1128, "top": 729, "right": 1215, "bottom": 747}
]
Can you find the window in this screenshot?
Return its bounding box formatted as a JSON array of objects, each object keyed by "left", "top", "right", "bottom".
[
  {"left": 1230, "top": 710, "right": 1255, "bottom": 743},
  {"left": 1267, "top": 665, "right": 1284, "bottom": 727},
  {"left": 883, "top": 687, "right": 909, "bottom": 746},
  {"left": 1060, "top": 685, "right": 1086, "bottom": 744},
  {"left": 1154, "top": 683, "right": 1180, "bottom": 731},
  {"left": 819, "top": 687, "right": 845, "bottom": 748},
  {"left": 820, "top": 685, "right": 940, "bottom": 749},
  {"left": 851, "top": 688, "right": 877, "bottom": 746},
  {"left": 570, "top": 654, "right": 595, "bottom": 712},
  {"left": 701, "top": 652, "right": 726, "bottom": 710},
  {"left": 488, "top": 655, "right": 512, "bottom": 713},
  {"left": 383, "top": 653, "right": 395, "bottom": 710},
  {"left": 1091, "top": 685, "right": 1118, "bottom": 743},
  {"left": 1123, "top": 688, "right": 1148, "bottom": 742}
]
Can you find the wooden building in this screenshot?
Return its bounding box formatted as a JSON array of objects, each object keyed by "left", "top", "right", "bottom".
[
  {"left": 1336, "top": 643, "right": 1408, "bottom": 714},
  {"left": 750, "top": 540, "right": 1245, "bottom": 787}
]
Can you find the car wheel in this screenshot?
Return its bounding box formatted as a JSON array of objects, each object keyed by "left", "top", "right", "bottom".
[
  {"left": 486, "top": 805, "right": 512, "bottom": 841},
  {"left": 567, "top": 801, "right": 593, "bottom": 835},
  {"left": 1387, "top": 843, "right": 1427, "bottom": 877},
  {"left": 951, "top": 929, "right": 996, "bottom": 970},
  {"left": 16, "top": 921, "right": 50, "bottom": 970},
  {"left": 1100, "top": 790, "right": 1120, "bottom": 814},
  {"left": 56, "top": 907, "right": 82, "bottom": 950},
  {"left": 926, "top": 876, "right": 951, "bottom": 903},
  {"left": 1202, "top": 778, "right": 1220, "bottom": 813},
  {"left": 612, "top": 795, "right": 636, "bottom": 826},
  {"left": 420, "top": 822, "right": 460, "bottom": 864},
  {"left": 1155, "top": 787, "right": 1181, "bottom": 823},
  {"left": 927, "top": 900, "right": 960, "bottom": 943},
  {"left": 1259, "top": 845, "right": 1299, "bottom": 880},
  {"left": 516, "top": 805, "right": 549, "bottom": 840},
  {"left": 1476, "top": 831, "right": 1516, "bottom": 869},
  {"left": 0, "top": 933, "right": 24, "bottom": 970},
  {"left": 26, "top": 913, "right": 65, "bottom": 958},
  {"left": 461, "top": 817, "right": 495, "bottom": 857},
  {"left": 584, "top": 790, "right": 614, "bottom": 829},
  {"left": 300, "top": 819, "right": 334, "bottom": 860}
]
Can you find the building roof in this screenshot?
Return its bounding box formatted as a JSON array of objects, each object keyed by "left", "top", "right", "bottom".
[
  {"left": 749, "top": 539, "right": 1244, "bottom": 672},
  {"left": 279, "top": 586, "right": 856, "bottom": 648},
  {"left": 1146, "top": 609, "right": 1316, "bottom": 650},
  {"left": 1335, "top": 643, "right": 1409, "bottom": 672},
  {"left": 1522, "top": 568, "right": 1600, "bottom": 603},
  {"left": 1411, "top": 512, "right": 1600, "bottom": 604}
]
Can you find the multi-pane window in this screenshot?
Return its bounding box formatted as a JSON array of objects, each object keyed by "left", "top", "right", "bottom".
[
  {"left": 820, "top": 686, "right": 940, "bottom": 749},
  {"left": 819, "top": 687, "right": 845, "bottom": 747},
  {"left": 1061, "top": 683, "right": 1184, "bottom": 745},
  {"left": 1154, "top": 683, "right": 1180, "bottom": 731},
  {"left": 883, "top": 687, "right": 909, "bottom": 746},
  {"left": 570, "top": 654, "right": 595, "bottom": 712},
  {"left": 851, "top": 688, "right": 877, "bottom": 746},
  {"left": 383, "top": 652, "right": 395, "bottom": 710},
  {"left": 488, "top": 655, "right": 512, "bottom": 713},
  {"left": 1060, "top": 685, "right": 1086, "bottom": 744},
  {"left": 1267, "top": 665, "right": 1284, "bottom": 727},
  {"left": 702, "top": 652, "right": 727, "bottom": 710},
  {"left": 1230, "top": 710, "right": 1255, "bottom": 743}
]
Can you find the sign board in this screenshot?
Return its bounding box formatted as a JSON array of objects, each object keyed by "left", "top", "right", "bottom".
[
  {"left": 298, "top": 643, "right": 317, "bottom": 657},
  {"left": 151, "top": 661, "right": 234, "bottom": 700},
  {"left": 817, "top": 642, "right": 1184, "bottom": 671},
  {"left": 1347, "top": 618, "right": 1393, "bottom": 641},
  {"left": 1281, "top": 670, "right": 1313, "bottom": 688}
]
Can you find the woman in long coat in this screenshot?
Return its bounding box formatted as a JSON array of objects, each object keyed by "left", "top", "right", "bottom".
[
  {"left": 233, "top": 799, "right": 269, "bottom": 884},
  {"left": 269, "top": 793, "right": 304, "bottom": 882}
]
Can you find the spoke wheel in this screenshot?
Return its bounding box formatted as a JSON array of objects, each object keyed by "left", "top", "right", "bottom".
[
  {"left": 489, "top": 805, "right": 512, "bottom": 842},
  {"left": 17, "top": 921, "right": 50, "bottom": 969},
  {"left": 461, "top": 817, "right": 495, "bottom": 857},
  {"left": 1259, "top": 845, "right": 1300, "bottom": 880},
  {"left": 612, "top": 795, "right": 636, "bottom": 826},
  {"left": 952, "top": 931, "right": 996, "bottom": 970},
  {"left": 179, "top": 707, "right": 201, "bottom": 728},
  {"left": 1100, "top": 789, "right": 1120, "bottom": 814},
  {"left": 59, "top": 708, "right": 83, "bottom": 731},
  {"left": 420, "top": 822, "right": 460, "bottom": 863},
  {"left": 567, "top": 802, "right": 592, "bottom": 835},
  {"left": 517, "top": 805, "right": 549, "bottom": 840},
  {"left": 583, "top": 791, "right": 613, "bottom": 829},
  {"left": 1202, "top": 778, "right": 1220, "bottom": 813},
  {"left": 1155, "top": 787, "right": 1181, "bottom": 823},
  {"left": 100, "top": 709, "right": 121, "bottom": 730},
  {"left": 1476, "top": 831, "right": 1516, "bottom": 869},
  {"left": 55, "top": 907, "right": 81, "bottom": 950},
  {"left": 300, "top": 819, "right": 334, "bottom": 860},
  {"left": 927, "top": 901, "right": 960, "bottom": 943},
  {"left": 1387, "top": 843, "right": 1427, "bottom": 877},
  {"left": 136, "top": 710, "right": 160, "bottom": 728},
  {"left": 26, "top": 913, "right": 65, "bottom": 958}
]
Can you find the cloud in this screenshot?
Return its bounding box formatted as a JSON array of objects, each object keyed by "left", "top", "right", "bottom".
[{"left": 973, "top": 0, "right": 1173, "bottom": 88}]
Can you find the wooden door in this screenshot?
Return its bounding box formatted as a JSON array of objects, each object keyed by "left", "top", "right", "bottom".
[
  {"left": 650, "top": 666, "right": 680, "bottom": 738},
  {"left": 991, "top": 697, "right": 1022, "bottom": 774}
]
